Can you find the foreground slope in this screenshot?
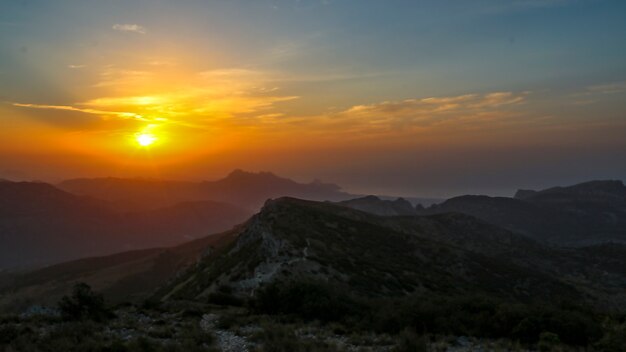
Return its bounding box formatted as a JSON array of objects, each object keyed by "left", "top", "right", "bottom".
[{"left": 157, "top": 198, "right": 626, "bottom": 310}]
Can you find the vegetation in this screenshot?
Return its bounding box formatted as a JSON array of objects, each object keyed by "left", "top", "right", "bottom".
[
  {"left": 58, "top": 283, "right": 112, "bottom": 322},
  {"left": 250, "top": 279, "right": 612, "bottom": 349}
]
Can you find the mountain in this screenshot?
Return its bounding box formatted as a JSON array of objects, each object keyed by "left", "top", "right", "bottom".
[
  {"left": 0, "top": 227, "right": 241, "bottom": 312},
  {"left": 0, "top": 181, "right": 250, "bottom": 269},
  {"left": 515, "top": 180, "right": 626, "bottom": 202},
  {"left": 155, "top": 197, "right": 626, "bottom": 310},
  {"left": 419, "top": 180, "right": 626, "bottom": 246},
  {"left": 58, "top": 169, "right": 353, "bottom": 212},
  {"left": 4, "top": 195, "right": 626, "bottom": 318},
  {"left": 338, "top": 195, "right": 417, "bottom": 216}
]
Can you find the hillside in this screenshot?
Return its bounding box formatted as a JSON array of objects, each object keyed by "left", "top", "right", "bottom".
[
  {"left": 156, "top": 197, "right": 626, "bottom": 310},
  {"left": 0, "top": 181, "right": 250, "bottom": 269},
  {"left": 419, "top": 180, "right": 626, "bottom": 246},
  {"left": 0, "top": 227, "right": 241, "bottom": 312}
]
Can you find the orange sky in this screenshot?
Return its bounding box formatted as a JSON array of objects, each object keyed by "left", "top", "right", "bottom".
[{"left": 1, "top": 1, "right": 625, "bottom": 196}]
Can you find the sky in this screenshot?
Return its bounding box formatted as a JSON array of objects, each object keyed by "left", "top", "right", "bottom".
[{"left": 0, "top": 0, "right": 625, "bottom": 197}]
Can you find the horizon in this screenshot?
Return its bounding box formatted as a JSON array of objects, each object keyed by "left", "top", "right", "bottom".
[
  {"left": 1, "top": 0, "right": 626, "bottom": 198},
  {"left": 1, "top": 167, "right": 624, "bottom": 200}
]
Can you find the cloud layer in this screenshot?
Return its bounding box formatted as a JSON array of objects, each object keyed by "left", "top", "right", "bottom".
[{"left": 112, "top": 24, "right": 146, "bottom": 34}]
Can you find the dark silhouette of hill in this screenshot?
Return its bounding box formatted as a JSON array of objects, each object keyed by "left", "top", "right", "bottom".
[
  {"left": 419, "top": 180, "right": 626, "bottom": 246},
  {"left": 155, "top": 197, "right": 626, "bottom": 310},
  {"left": 58, "top": 169, "right": 353, "bottom": 212},
  {"left": 0, "top": 181, "right": 250, "bottom": 269},
  {"left": 0, "top": 227, "right": 241, "bottom": 312},
  {"left": 3, "top": 195, "right": 626, "bottom": 320}
]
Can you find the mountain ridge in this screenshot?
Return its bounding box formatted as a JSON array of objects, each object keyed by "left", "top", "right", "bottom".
[
  {"left": 155, "top": 197, "right": 626, "bottom": 311},
  {"left": 0, "top": 180, "right": 250, "bottom": 269}
]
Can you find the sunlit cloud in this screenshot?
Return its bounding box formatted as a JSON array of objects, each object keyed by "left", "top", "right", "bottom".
[
  {"left": 301, "top": 91, "right": 530, "bottom": 136},
  {"left": 67, "top": 64, "right": 86, "bottom": 69},
  {"left": 112, "top": 24, "right": 147, "bottom": 34},
  {"left": 341, "top": 91, "right": 526, "bottom": 121},
  {"left": 12, "top": 103, "right": 146, "bottom": 121},
  {"left": 11, "top": 66, "right": 299, "bottom": 133}
]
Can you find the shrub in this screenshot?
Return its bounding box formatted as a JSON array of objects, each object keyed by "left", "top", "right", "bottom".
[
  {"left": 393, "top": 328, "right": 428, "bottom": 352},
  {"left": 595, "top": 320, "right": 626, "bottom": 352},
  {"left": 537, "top": 331, "right": 560, "bottom": 352},
  {"left": 58, "top": 282, "right": 112, "bottom": 322},
  {"left": 207, "top": 286, "right": 244, "bottom": 306},
  {"left": 251, "top": 280, "right": 361, "bottom": 322}
]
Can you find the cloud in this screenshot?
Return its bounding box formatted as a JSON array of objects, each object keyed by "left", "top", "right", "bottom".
[
  {"left": 308, "top": 91, "right": 530, "bottom": 135},
  {"left": 343, "top": 92, "right": 526, "bottom": 121},
  {"left": 112, "top": 24, "right": 146, "bottom": 34},
  {"left": 12, "top": 103, "right": 146, "bottom": 121},
  {"left": 11, "top": 67, "right": 298, "bottom": 131},
  {"left": 587, "top": 82, "right": 626, "bottom": 95},
  {"left": 68, "top": 64, "right": 85, "bottom": 69}
]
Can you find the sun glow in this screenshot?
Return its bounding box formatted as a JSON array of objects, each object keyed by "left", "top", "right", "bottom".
[{"left": 136, "top": 133, "right": 157, "bottom": 147}]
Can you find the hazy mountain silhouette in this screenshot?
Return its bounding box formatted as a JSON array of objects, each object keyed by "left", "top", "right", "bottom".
[
  {"left": 0, "top": 227, "right": 240, "bottom": 311},
  {"left": 0, "top": 181, "right": 250, "bottom": 269},
  {"left": 58, "top": 169, "right": 353, "bottom": 211},
  {"left": 419, "top": 180, "right": 626, "bottom": 246}
]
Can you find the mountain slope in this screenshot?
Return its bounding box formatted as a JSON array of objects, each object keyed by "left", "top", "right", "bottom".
[
  {"left": 0, "top": 227, "right": 242, "bottom": 312},
  {"left": 0, "top": 181, "right": 250, "bottom": 269},
  {"left": 157, "top": 198, "right": 626, "bottom": 310},
  {"left": 420, "top": 180, "right": 626, "bottom": 246},
  {"left": 58, "top": 169, "right": 352, "bottom": 212}
]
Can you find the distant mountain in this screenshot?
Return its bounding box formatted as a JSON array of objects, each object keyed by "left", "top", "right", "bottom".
[
  {"left": 0, "top": 181, "right": 250, "bottom": 269},
  {"left": 0, "top": 227, "right": 241, "bottom": 312},
  {"left": 155, "top": 197, "right": 626, "bottom": 310},
  {"left": 338, "top": 195, "right": 417, "bottom": 216},
  {"left": 58, "top": 169, "right": 353, "bottom": 211},
  {"left": 515, "top": 180, "right": 626, "bottom": 202},
  {"left": 419, "top": 180, "right": 626, "bottom": 246}
]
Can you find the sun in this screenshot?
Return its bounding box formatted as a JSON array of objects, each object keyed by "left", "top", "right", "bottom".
[{"left": 136, "top": 133, "right": 157, "bottom": 147}]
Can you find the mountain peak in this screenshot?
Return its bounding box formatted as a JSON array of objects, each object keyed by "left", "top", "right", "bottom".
[{"left": 225, "top": 169, "right": 279, "bottom": 180}]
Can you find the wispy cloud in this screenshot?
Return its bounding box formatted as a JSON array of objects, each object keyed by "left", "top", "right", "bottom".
[
  {"left": 68, "top": 64, "right": 86, "bottom": 69},
  {"left": 112, "top": 24, "right": 146, "bottom": 34},
  {"left": 11, "top": 67, "right": 298, "bottom": 131},
  {"left": 342, "top": 91, "right": 526, "bottom": 122},
  {"left": 587, "top": 81, "right": 626, "bottom": 95},
  {"left": 304, "top": 91, "right": 530, "bottom": 136},
  {"left": 12, "top": 103, "right": 146, "bottom": 121}
]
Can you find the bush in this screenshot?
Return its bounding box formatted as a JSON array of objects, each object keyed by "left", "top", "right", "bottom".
[
  {"left": 595, "top": 320, "right": 626, "bottom": 352},
  {"left": 537, "top": 331, "right": 560, "bottom": 352},
  {"left": 58, "top": 282, "right": 112, "bottom": 322},
  {"left": 251, "top": 280, "right": 361, "bottom": 323},
  {"left": 393, "top": 328, "right": 428, "bottom": 352},
  {"left": 207, "top": 286, "right": 244, "bottom": 307},
  {"left": 0, "top": 324, "right": 20, "bottom": 345}
]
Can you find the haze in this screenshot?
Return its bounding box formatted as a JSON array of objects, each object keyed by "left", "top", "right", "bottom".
[{"left": 1, "top": 0, "right": 625, "bottom": 197}]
